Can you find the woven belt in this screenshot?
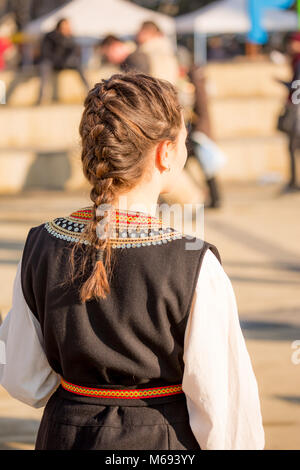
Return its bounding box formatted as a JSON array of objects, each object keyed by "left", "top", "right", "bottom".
[{"left": 61, "top": 378, "right": 183, "bottom": 399}]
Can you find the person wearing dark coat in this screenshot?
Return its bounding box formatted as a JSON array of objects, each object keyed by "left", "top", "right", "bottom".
[{"left": 36, "top": 18, "right": 89, "bottom": 104}]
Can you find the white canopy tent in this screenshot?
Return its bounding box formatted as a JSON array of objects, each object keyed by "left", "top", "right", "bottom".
[
  {"left": 176, "top": 0, "right": 298, "bottom": 63},
  {"left": 25, "top": 0, "right": 176, "bottom": 38}
]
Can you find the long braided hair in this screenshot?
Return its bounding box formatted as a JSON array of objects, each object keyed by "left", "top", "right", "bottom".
[{"left": 69, "top": 72, "right": 183, "bottom": 303}]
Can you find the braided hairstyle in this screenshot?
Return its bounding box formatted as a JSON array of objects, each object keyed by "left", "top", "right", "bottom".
[{"left": 71, "top": 72, "right": 183, "bottom": 303}]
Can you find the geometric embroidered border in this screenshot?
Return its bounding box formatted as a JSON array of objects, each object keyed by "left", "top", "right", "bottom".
[
  {"left": 44, "top": 207, "right": 183, "bottom": 249},
  {"left": 61, "top": 378, "right": 183, "bottom": 399}
]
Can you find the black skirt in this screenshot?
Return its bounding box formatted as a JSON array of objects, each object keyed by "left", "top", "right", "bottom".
[{"left": 35, "top": 386, "right": 201, "bottom": 450}]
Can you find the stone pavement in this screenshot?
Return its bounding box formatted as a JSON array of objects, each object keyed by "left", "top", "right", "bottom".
[{"left": 0, "top": 182, "right": 299, "bottom": 450}]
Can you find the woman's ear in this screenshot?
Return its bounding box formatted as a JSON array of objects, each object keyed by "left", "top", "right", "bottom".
[{"left": 155, "top": 140, "right": 172, "bottom": 173}]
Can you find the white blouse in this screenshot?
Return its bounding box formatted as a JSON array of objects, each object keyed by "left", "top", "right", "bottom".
[{"left": 0, "top": 249, "right": 265, "bottom": 450}]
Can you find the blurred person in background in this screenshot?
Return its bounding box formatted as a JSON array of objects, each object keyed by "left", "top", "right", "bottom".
[
  {"left": 8, "top": 0, "right": 36, "bottom": 67},
  {"left": 277, "top": 32, "right": 300, "bottom": 192},
  {"left": 175, "top": 45, "right": 196, "bottom": 123},
  {"left": 189, "top": 65, "right": 224, "bottom": 209},
  {"left": 36, "top": 18, "right": 89, "bottom": 104},
  {"left": 207, "top": 37, "right": 228, "bottom": 62},
  {"left": 136, "top": 20, "right": 179, "bottom": 85},
  {"left": 177, "top": 48, "right": 223, "bottom": 210},
  {"left": 6, "top": 17, "right": 90, "bottom": 104},
  {"left": 0, "top": 36, "right": 11, "bottom": 70},
  {"left": 99, "top": 34, "right": 150, "bottom": 74},
  {"left": 0, "top": 0, "right": 8, "bottom": 16}
]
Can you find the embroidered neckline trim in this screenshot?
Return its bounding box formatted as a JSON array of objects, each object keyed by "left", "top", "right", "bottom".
[
  {"left": 69, "top": 207, "right": 163, "bottom": 225},
  {"left": 44, "top": 206, "right": 183, "bottom": 248}
]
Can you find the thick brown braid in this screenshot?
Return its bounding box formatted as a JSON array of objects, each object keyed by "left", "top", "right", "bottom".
[
  {"left": 78, "top": 82, "right": 119, "bottom": 301},
  {"left": 67, "top": 72, "right": 183, "bottom": 303}
]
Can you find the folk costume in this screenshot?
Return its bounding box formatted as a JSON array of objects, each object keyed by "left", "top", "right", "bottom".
[{"left": 0, "top": 207, "right": 265, "bottom": 450}]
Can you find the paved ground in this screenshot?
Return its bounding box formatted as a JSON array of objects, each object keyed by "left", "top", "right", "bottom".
[{"left": 0, "top": 181, "right": 300, "bottom": 450}]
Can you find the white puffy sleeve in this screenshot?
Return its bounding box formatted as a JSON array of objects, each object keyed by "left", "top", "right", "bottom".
[
  {"left": 182, "top": 248, "right": 265, "bottom": 450},
  {"left": 0, "top": 260, "right": 61, "bottom": 408}
]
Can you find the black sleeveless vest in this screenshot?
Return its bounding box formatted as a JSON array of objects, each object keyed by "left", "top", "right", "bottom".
[{"left": 21, "top": 207, "right": 221, "bottom": 393}]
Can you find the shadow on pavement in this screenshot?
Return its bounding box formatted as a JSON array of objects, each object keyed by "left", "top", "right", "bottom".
[
  {"left": 231, "top": 275, "right": 300, "bottom": 285},
  {"left": 0, "top": 417, "right": 40, "bottom": 450},
  {"left": 0, "top": 240, "right": 25, "bottom": 251},
  {"left": 23, "top": 151, "right": 71, "bottom": 191},
  {"left": 225, "top": 260, "right": 300, "bottom": 273},
  {"left": 241, "top": 319, "right": 300, "bottom": 341},
  {"left": 206, "top": 219, "right": 300, "bottom": 266},
  {"left": 275, "top": 396, "right": 300, "bottom": 406}
]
